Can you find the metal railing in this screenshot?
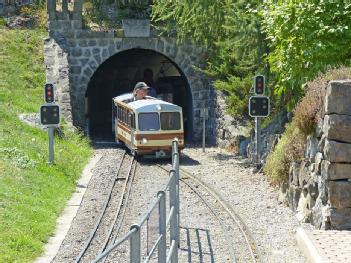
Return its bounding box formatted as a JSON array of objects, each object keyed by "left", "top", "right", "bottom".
[{"left": 93, "top": 140, "right": 180, "bottom": 263}]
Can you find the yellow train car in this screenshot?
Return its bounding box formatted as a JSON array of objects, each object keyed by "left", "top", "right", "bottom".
[{"left": 112, "top": 93, "right": 184, "bottom": 157}]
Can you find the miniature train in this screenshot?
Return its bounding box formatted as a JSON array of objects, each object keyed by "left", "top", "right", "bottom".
[{"left": 112, "top": 93, "right": 184, "bottom": 157}]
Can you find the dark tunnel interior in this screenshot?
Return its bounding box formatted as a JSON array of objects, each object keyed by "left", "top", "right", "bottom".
[{"left": 85, "top": 48, "right": 193, "bottom": 142}]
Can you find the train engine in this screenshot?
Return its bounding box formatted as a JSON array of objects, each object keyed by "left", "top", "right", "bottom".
[{"left": 112, "top": 93, "right": 184, "bottom": 157}]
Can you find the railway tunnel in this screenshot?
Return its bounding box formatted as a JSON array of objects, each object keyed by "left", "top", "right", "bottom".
[{"left": 85, "top": 48, "right": 193, "bottom": 142}]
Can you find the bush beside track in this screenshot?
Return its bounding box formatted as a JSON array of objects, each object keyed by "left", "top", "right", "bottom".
[
  {"left": 0, "top": 24, "right": 92, "bottom": 262},
  {"left": 264, "top": 67, "right": 351, "bottom": 185}
]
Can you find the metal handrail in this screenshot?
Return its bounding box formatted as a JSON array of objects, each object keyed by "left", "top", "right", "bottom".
[
  {"left": 144, "top": 234, "right": 163, "bottom": 262},
  {"left": 162, "top": 169, "right": 176, "bottom": 192},
  {"left": 166, "top": 206, "right": 175, "bottom": 227},
  {"left": 92, "top": 140, "right": 180, "bottom": 263},
  {"left": 166, "top": 240, "right": 176, "bottom": 263},
  {"left": 138, "top": 193, "right": 163, "bottom": 226},
  {"left": 92, "top": 227, "right": 137, "bottom": 263}
]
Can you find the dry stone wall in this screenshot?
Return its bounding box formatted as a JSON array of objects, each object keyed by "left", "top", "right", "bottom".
[{"left": 281, "top": 80, "right": 351, "bottom": 230}]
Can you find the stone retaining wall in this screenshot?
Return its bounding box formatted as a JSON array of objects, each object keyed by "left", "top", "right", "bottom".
[{"left": 280, "top": 80, "right": 351, "bottom": 230}]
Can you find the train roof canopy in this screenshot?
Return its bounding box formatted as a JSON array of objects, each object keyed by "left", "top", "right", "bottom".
[{"left": 113, "top": 93, "right": 182, "bottom": 113}]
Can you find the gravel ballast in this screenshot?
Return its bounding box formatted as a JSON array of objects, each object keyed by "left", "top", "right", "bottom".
[
  {"left": 50, "top": 145, "right": 311, "bottom": 262},
  {"left": 180, "top": 147, "right": 313, "bottom": 262}
]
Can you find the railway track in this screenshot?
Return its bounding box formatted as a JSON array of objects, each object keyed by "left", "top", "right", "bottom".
[
  {"left": 157, "top": 164, "right": 261, "bottom": 263},
  {"left": 74, "top": 152, "right": 137, "bottom": 263}
]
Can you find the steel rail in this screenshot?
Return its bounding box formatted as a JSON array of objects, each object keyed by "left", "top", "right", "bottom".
[
  {"left": 98, "top": 157, "right": 136, "bottom": 262},
  {"left": 100, "top": 158, "right": 137, "bottom": 263},
  {"left": 74, "top": 152, "right": 128, "bottom": 263},
  {"left": 180, "top": 167, "right": 260, "bottom": 263},
  {"left": 180, "top": 178, "right": 237, "bottom": 263},
  {"left": 157, "top": 164, "right": 260, "bottom": 263}
]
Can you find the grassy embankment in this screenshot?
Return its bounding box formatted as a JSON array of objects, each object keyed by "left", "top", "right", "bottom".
[{"left": 0, "top": 21, "right": 92, "bottom": 262}]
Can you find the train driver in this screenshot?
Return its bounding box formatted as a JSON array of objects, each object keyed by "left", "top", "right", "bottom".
[{"left": 133, "top": 82, "right": 151, "bottom": 100}]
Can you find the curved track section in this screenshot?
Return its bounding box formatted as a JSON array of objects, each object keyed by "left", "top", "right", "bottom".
[
  {"left": 157, "top": 164, "right": 260, "bottom": 263},
  {"left": 74, "top": 153, "right": 136, "bottom": 263}
]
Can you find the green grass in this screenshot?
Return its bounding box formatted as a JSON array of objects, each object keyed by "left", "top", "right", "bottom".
[{"left": 0, "top": 26, "right": 92, "bottom": 262}]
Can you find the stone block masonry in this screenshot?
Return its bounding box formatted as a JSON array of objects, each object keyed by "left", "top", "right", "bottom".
[
  {"left": 44, "top": 0, "right": 219, "bottom": 142},
  {"left": 284, "top": 80, "right": 351, "bottom": 230}
]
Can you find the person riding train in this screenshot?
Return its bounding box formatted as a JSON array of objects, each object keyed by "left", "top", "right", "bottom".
[{"left": 133, "top": 82, "right": 150, "bottom": 100}]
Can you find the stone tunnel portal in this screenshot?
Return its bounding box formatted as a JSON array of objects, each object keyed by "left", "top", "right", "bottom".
[{"left": 85, "top": 48, "right": 193, "bottom": 142}]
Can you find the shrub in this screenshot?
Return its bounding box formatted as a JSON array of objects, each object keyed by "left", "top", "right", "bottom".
[
  {"left": 294, "top": 66, "right": 351, "bottom": 136},
  {"left": 264, "top": 121, "right": 305, "bottom": 185},
  {"left": 213, "top": 74, "right": 253, "bottom": 116},
  {"left": 19, "top": 6, "right": 47, "bottom": 29},
  {"left": 264, "top": 66, "right": 351, "bottom": 184},
  {"left": 0, "top": 17, "right": 6, "bottom": 27}
]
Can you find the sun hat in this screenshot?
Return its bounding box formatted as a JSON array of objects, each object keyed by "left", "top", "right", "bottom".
[{"left": 134, "top": 82, "right": 150, "bottom": 90}]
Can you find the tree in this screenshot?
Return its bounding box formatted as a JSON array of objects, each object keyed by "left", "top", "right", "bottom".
[
  {"left": 261, "top": 1, "right": 351, "bottom": 110},
  {"left": 152, "top": 0, "right": 267, "bottom": 116}
]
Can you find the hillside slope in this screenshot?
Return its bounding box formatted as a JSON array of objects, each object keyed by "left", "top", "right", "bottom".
[{"left": 0, "top": 25, "right": 92, "bottom": 262}]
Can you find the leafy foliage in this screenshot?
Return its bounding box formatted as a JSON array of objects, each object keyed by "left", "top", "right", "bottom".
[
  {"left": 261, "top": 1, "right": 351, "bottom": 110},
  {"left": 152, "top": 1, "right": 351, "bottom": 115},
  {"left": 152, "top": 0, "right": 267, "bottom": 116},
  {"left": 214, "top": 75, "right": 253, "bottom": 116},
  {"left": 83, "top": 0, "right": 152, "bottom": 30},
  {"left": 18, "top": 5, "right": 48, "bottom": 29}
]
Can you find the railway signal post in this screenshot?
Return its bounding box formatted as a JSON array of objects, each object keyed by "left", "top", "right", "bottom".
[
  {"left": 40, "top": 83, "right": 60, "bottom": 165},
  {"left": 201, "top": 108, "right": 209, "bottom": 152},
  {"left": 249, "top": 76, "right": 270, "bottom": 165}
]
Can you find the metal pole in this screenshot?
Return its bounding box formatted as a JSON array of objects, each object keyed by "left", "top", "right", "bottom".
[
  {"left": 130, "top": 224, "right": 141, "bottom": 263},
  {"left": 173, "top": 152, "right": 180, "bottom": 248},
  {"left": 169, "top": 171, "right": 178, "bottom": 263},
  {"left": 172, "top": 140, "right": 180, "bottom": 248},
  {"left": 255, "top": 117, "right": 261, "bottom": 164},
  {"left": 48, "top": 126, "right": 54, "bottom": 165},
  {"left": 158, "top": 191, "right": 166, "bottom": 263},
  {"left": 202, "top": 116, "right": 206, "bottom": 153}
]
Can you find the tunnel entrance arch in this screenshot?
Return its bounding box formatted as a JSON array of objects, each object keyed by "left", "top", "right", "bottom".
[{"left": 85, "top": 48, "right": 193, "bottom": 142}]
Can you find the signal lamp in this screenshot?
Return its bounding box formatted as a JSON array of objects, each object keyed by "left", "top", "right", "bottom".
[
  {"left": 254, "top": 75, "right": 265, "bottom": 95},
  {"left": 44, "top": 83, "right": 55, "bottom": 103}
]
